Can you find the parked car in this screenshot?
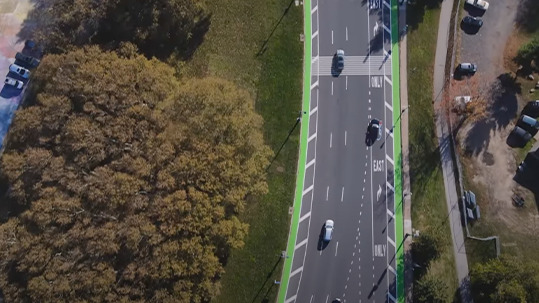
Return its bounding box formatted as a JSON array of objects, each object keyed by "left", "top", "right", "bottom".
[
  {"left": 462, "top": 16, "right": 483, "bottom": 28},
  {"left": 4, "top": 77, "right": 23, "bottom": 89},
  {"left": 511, "top": 126, "right": 532, "bottom": 144},
  {"left": 323, "top": 219, "right": 334, "bottom": 242},
  {"left": 15, "top": 52, "right": 40, "bottom": 69},
  {"left": 457, "top": 63, "right": 477, "bottom": 75},
  {"left": 517, "top": 114, "right": 539, "bottom": 136},
  {"left": 9, "top": 64, "right": 30, "bottom": 79},
  {"left": 523, "top": 100, "right": 539, "bottom": 118},
  {"left": 465, "top": 0, "right": 489, "bottom": 10}
]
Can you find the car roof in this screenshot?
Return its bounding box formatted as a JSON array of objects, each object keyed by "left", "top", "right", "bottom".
[{"left": 325, "top": 219, "right": 334, "bottom": 227}]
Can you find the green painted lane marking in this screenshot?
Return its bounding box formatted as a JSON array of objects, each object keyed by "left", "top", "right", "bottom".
[
  {"left": 390, "top": 0, "right": 404, "bottom": 302},
  {"left": 277, "top": 0, "right": 311, "bottom": 301}
]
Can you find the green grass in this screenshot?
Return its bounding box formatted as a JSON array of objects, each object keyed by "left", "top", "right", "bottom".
[
  {"left": 180, "top": 1, "right": 304, "bottom": 302},
  {"left": 407, "top": 3, "right": 459, "bottom": 301}
]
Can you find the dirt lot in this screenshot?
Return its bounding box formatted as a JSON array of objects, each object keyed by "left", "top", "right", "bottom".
[{"left": 450, "top": 0, "right": 539, "bottom": 260}]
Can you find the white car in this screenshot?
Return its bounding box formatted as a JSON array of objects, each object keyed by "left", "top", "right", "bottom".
[
  {"left": 9, "top": 63, "right": 30, "bottom": 79},
  {"left": 323, "top": 219, "right": 334, "bottom": 242},
  {"left": 465, "top": 0, "right": 489, "bottom": 10},
  {"left": 4, "top": 77, "right": 23, "bottom": 89}
]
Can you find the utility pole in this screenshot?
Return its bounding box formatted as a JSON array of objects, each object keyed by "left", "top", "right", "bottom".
[{"left": 380, "top": 106, "right": 410, "bottom": 149}]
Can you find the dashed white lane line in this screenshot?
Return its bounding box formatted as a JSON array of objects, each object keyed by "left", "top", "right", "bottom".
[
  {"left": 331, "top": 30, "right": 334, "bottom": 44},
  {"left": 330, "top": 132, "right": 333, "bottom": 148},
  {"left": 345, "top": 75, "right": 348, "bottom": 90},
  {"left": 341, "top": 187, "right": 344, "bottom": 202},
  {"left": 331, "top": 80, "right": 334, "bottom": 95},
  {"left": 344, "top": 130, "right": 347, "bottom": 146},
  {"left": 346, "top": 26, "right": 348, "bottom": 41},
  {"left": 310, "top": 295, "right": 314, "bottom": 303},
  {"left": 335, "top": 241, "right": 339, "bottom": 256},
  {"left": 326, "top": 294, "right": 329, "bottom": 303},
  {"left": 326, "top": 186, "right": 329, "bottom": 201}
]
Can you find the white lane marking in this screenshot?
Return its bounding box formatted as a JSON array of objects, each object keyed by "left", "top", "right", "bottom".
[
  {"left": 369, "top": 98, "right": 371, "bottom": 103},
  {"left": 310, "top": 106, "right": 318, "bottom": 116},
  {"left": 344, "top": 130, "right": 347, "bottom": 146},
  {"left": 370, "top": 145, "right": 374, "bottom": 256},
  {"left": 335, "top": 241, "right": 339, "bottom": 256},
  {"left": 299, "top": 211, "right": 311, "bottom": 223},
  {"left": 285, "top": 295, "right": 297, "bottom": 303},
  {"left": 330, "top": 132, "right": 333, "bottom": 148},
  {"left": 385, "top": 101, "right": 393, "bottom": 111},
  {"left": 326, "top": 295, "right": 329, "bottom": 303},
  {"left": 308, "top": 133, "right": 317, "bottom": 142},
  {"left": 383, "top": 24, "right": 391, "bottom": 34},
  {"left": 311, "top": 81, "right": 318, "bottom": 90},
  {"left": 331, "top": 81, "right": 334, "bottom": 95},
  {"left": 388, "top": 265, "right": 397, "bottom": 275},
  {"left": 373, "top": 21, "right": 379, "bottom": 36},
  {"left": 312, "top": 30, "right": 319, "bottom": 39},
  {"left": 303, "top": 184, "right": 314, "bottom": 195},
  {"left": 388, "top": 291, "right": 397, "bottom": 302},
  {"left": 331, "top": 30, "right": 334, "bottom": 44},
  {"left": 310, "top": 295, "right": 314, "bottom": 303},
  {"left": 387, "top": 181, "right": 395, "bottom": 192},
  {"left": 346, "top": 26, "right": 348, "bottom": 41},
  {"left": 295, "top": 238, "right": 308, "bottom": 249},
  {"left": 345, "top": 75, "right": 348, "bottom": 90},
  {"left": 369, "top": 91, "right": 371, "bottom": 95},
  {"left": 386, "top": 154, "right": 394, "bottom": 165},
  {"left": 311, "top": 56, "right": 318, "bottom": 64},
  {"left": 326, "top": 186, "right": 329, "bottom": 201},
  {"left": 306, "top": 158, "right": 315, "bottom": 169},
  {"left": 377, "top": 184, "right": 382, "bottom": 201},
  {"left": 290, "top": 266, "right": 303, "bottom": 277},
  {"left": 388, "top": 236, "right": 396, "bottom": 247},
  {"left": 387, "top": 208, "right": 395, "bottom": 218},
  {"left": 384, "top": 0, "right": 391, "bottom": 9},
  {"left": 341, "top": 187, "right": 344, "bottom": 202},
  {"left": 311, "top": 5, "right": 318, "bottom": 14},
  {"left": 385, "top": 75, "right": 392, "bottom": 85}
]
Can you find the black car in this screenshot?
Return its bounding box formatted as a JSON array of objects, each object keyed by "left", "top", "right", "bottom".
[
  {"left": 523, "top": 100, "right": 539, "bottom": 118},
  {"left": 457, "top": 63, "right": 477, "bottom": 75},
  {"left": 15, "top": 52, "right": 40, "bottom": 69},
  {"left": 366, "top": 119, "right": 382, "bottom": 146},
  {"left": 462, "top": 16, "right": 483, "bottom": 28}
]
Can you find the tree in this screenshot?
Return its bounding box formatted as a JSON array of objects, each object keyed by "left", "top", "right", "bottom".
[
  {"left": 25, "top": 0, "right": 210, "bottom": 59},
  {"left": 0, "top": 47, "right": 271, "bottom": 302},
  {"left": 411, "top": 228, "right": 444, "bottom": 270},
  {"left": 515, "top": 37, "right": 539, "bottom": 69},
  {"left": 413, "top": 276, "right": 449, "bottom": 303},
  {"left": 471, "top": 255, "right": 539, "bottom": 303}
]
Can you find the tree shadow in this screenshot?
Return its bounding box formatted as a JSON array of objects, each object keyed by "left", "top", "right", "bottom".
[
  {"left": 513, "top": 166, "right": 539, "bottom": 211},
  {"left": 406, "top": 0, "right": 443, "bottom": 32},
  {"left": 515, "top": 0, "right": 539, "bottom": 33},
  {"left": 256, "top": 0, "right": 296, "bottom": 57},
  {"left": 463, "top": 73, "right": 520, "bottom": 156},
  {"left": 250, "top": 256, "right": 283, "bottom": 303}
]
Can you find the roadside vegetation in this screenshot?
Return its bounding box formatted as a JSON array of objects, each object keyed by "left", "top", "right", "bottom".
[
  {"left": 1, "top": 0, "right": 303, "bottom": 302},
  {"left": 407, "top": 1, "right": 458, "bottom": 302}
]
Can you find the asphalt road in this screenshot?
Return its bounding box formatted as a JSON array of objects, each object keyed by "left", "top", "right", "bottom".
[{"left": 282, "top": 0, "right": 397, "bottom": 301}]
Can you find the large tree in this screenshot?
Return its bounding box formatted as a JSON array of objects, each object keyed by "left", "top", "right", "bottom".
[
  {"left": 25, "top": 0, "right": 209, "bottom": 58},
  {"left": 0, "top": 47, "right": 271, "bottom": 302}
]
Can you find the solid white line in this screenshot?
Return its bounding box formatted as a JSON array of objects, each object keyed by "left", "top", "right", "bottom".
[
  {"left": 299, "top": 211, "right": 311, "bottom": 223},
  {"left": 386, "top": 181, "right": 395, "bottom": 192},
  {"left": 312, "top": 30, "right": 319, "bottom": 39},
  {"left": 386, "top": 154, "right": 394, "bottom": 165},
  {"left": 311, "top": 5, "right": 318, "bottom": 14},
  {"left": 285, "top": 295, "right": 297, "bottom": 303},
  {"left": 387, "top": 208, "right": 395, "bottom": 219},
  {"left": 344, "top": 130, "right": 347, "bottom": 146},
  {"left": 295, "top": 238, "right": 308, "bottom": 250},
  {"left": 303, "top": 184, "right": 314, "bottom": 195},
  {"left": 346, "top": 27, "right": 348, "bottom": 41},
  {"left": 384, "top": 75, "right": 392, "bottom": 85},
  {"left": 335, "top": 241, "right": 339, "bottom": 256},
  {"left": 310, "top": 106, "right": 318, "bottom": 116},
  {"left": 331, "top": 81, "right": 334, "bottom": 95},
  {"left": 290, "top": 266, "right": 303, "bottom": 277},
  {"left": 306, "top": 158, "right": 316, "bottom": 169},
  {"left": 370, "top": 146, "right": 374, "bottom": 256},
  {"left": 341, "top": 187, "right": 344, "bottom": 201},
  {"left": 385, "top": 101, "right": 393, "bottom": 111},
  {"left": 330, "top": 132, "right": 333, "bottom": 148},
  {"left": 388, "top": 236, "right": 396, "bottom": 247},
  {"left": 308, "top": 133, "right": 317, "bottom": 142},
  {"left": 345, "top": 75, "right": 348, "bottom": 90},
  {"left": 331, "top": 30, "right": 334, "bottom": 44},
  {"left": 311, "top": 81, "right": 318, "bottom": 90},
  {"left": 326, "top": 186, "right": 329, "bottom": 201}
]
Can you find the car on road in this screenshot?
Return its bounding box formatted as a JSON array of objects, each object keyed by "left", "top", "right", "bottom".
[
  {"left": 465, "top": 0, "right": 489, "bottom": 10},
  {"left": 336, "top": 49, "right": 344, "bottom": 71},
  {"left": 323, "top": 219, "right": 334, "bottom": 242},
  {"left": 9, "top": 64, "right": 30, "bottom": 79},
  {"left": 462, "top": 16, "right": 483, "bottom": 28},
  {"left": 4, "top": 77, "right": 23, "bottom": 89},
  {"left": 456, "top": 63, "right": 477, "bottom": 76},
  {"left": 15, "top": 52, "right": 40, "bottom": 69},
  {"left": 366, "top": 119, "right": 382, "bottom": 145}
]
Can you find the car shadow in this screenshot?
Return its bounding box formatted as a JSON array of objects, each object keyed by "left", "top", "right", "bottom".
[
  {"left": 0, "top": 86, "right": 23, "bottom": 99},
  {"left": 317, "top": 225, "right": 329, "bottom": 251},
  {"left": 463, "top": 4, "right": 486, "bottom": 17}
]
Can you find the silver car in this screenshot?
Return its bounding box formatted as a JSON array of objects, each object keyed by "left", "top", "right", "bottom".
[
  {"left": 9, "top": 63, "right": 30, "bottom": 79},
  {"left": 4, "top": 77, "right": 23, "bottom": 89},
  {"left": 323, "top": 219, "right": 334, "bottom": 242}
]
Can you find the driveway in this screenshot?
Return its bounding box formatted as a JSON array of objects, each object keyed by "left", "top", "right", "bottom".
[{"left": 0, "top": 0, "right": 34, "bottom": 151}]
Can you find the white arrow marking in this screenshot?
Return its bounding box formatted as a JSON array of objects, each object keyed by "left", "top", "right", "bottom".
[{"left": 377, "top": 184, "right": 382, "bottom": 201}]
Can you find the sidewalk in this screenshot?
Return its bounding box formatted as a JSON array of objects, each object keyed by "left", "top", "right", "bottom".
[
  {"left": 432, "top": 0, "right": 473, "bottom": 302},
  {"left": 397, "top": 2, "right": 413, "bottom": 303}
]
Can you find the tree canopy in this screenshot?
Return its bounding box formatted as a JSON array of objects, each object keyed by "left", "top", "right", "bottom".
[
  {"left": 471, "top": 255, "right": 539, "bottom": 303},
  {"left": 413, "top": 276, "right": 449, "bottom": 303},
  {"left": 25, "top": 0, "right": 210, "bottom": 59},
  {"left": 0, "top": 47, "right": 271, "bottom": 302}
]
